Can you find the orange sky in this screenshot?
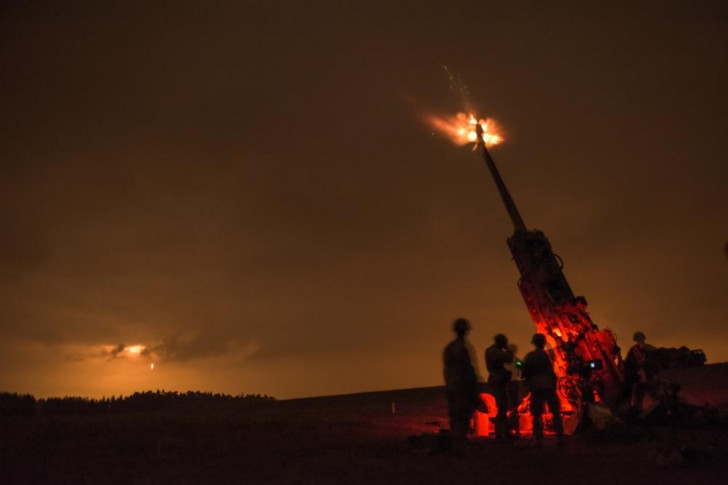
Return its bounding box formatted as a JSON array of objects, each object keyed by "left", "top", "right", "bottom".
[{"left": 1, "top": 1, "right": 727, "bottom": 399}]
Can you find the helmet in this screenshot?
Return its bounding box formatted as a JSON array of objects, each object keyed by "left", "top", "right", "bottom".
[
  {"left": 531, "top": 333, "right": 546, "bottom": 346},
  {"left": 494, "top": 333, "right": 508, "bottom": 347},
  {"left": 453, "top": 318, "right": 471, "bottom": 335},
  {"left": 633, "top": 331, "right": 646, "bottom": 343}
]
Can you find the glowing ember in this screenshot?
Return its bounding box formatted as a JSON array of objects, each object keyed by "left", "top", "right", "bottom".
[
  {"left": 426, "top": 111, "right": 503, "bottom": 146},
  {"left": 150, "top": 363, "right": 155, "bottom": 370}
]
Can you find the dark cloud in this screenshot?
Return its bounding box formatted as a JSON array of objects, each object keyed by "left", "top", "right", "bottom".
[
  {"left": 146, "top": 333, "right": 257, "bottom": 363},
  {"left": 108, "top": 344, "right": 126, "bottom": 359}
]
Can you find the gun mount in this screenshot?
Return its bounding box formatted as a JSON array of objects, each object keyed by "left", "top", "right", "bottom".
[{"left": 475, "top": 125, "right": 624, "bottom": 433}]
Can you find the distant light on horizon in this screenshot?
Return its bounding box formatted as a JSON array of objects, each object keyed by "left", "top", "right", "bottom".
[{"left": 127, "top": 345, "right": 144, "bottom": 355}]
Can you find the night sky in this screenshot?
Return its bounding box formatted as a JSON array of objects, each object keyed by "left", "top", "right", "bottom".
[{"left": 2, "top": 1, "right": 727, "bottom": 399}]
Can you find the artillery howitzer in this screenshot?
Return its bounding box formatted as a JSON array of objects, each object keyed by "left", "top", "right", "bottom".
[
  {"left": 474, "top": 124, "right": 624, "bottom": 433},
  {"left": 472, "top": 124, "right": 708, "bottom": 433}
]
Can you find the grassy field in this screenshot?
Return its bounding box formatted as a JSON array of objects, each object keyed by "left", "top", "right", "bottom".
[{"left": 2, "top": 368, "right": 728, "bottom": 484}]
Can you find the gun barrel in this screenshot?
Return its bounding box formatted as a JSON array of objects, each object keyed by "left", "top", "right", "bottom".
[{"left": 478, "top": 140, "right": 527, "bottom": 233}]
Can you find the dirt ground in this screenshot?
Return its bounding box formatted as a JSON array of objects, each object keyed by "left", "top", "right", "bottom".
[{"left": 2, "top": 365, "right": 727, "bottom": 484}]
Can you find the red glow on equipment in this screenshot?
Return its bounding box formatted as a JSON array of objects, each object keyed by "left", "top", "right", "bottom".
[
  {"left": 469, "top": 123, "right": 625, "bottom": 437},
  {"left": 473, "top": 393, "right": 497, "bottom": 436}
]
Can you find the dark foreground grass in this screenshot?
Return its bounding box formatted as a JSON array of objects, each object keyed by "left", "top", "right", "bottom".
[{"left": 1, "top": 386, "right": 727, "bottom": 484}]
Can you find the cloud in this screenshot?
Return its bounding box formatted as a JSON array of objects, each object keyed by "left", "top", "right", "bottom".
[
  {"left": 146, "top": 333, "right": 260, "bottom": 363},
  {"left": 108, "top": 344, "right": 126, "bottom": 359},
  {"left": 55, "top": 335, "right": 261, "bottom": 366}
]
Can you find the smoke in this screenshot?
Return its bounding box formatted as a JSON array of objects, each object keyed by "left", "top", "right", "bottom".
[
  {"left": 109, "top": 344, "right": 126, "bottom": 358},
  {"left": 61, "top": 335, "right": 260, "bottom": 364},
  {"left": 100, "top": 343, "right": 148, "bottom": 360},
  {"left": 57, "top": 343, "right": 139, "bottom": 362},
  {"left": 145, "top": 333, "right": 260, "bottom": 363}
]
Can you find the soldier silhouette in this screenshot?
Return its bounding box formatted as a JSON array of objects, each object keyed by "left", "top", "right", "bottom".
[
  {"left": 522, "top": 333, "right": 565, "bottom": 448},
  {"left": 443, "top": 318, "right": 480, "bottom": 452},
  {"left": 624, "top": 331, "right": 656, "bottom": 418},
  {"left": 485, "top": 333, "right": 514, "bottom": 442}
]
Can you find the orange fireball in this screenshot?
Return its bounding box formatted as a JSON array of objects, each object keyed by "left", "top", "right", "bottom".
[{"left": 426, "top": 111, "right": 503, "bottom": 146}]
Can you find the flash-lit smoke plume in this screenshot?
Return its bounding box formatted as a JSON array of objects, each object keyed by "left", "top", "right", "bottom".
[
  {"left": 103, "top": 343, "right": 148, "bottom": 360},
  {"left": 109, "top": 344, "right": 125, "bottom": 358},
  {"left": 143, "top": 333, "right": 260, "bottom": 363},
  {"left": 69, "top": 334, "right": 260, "bottom": 365}
]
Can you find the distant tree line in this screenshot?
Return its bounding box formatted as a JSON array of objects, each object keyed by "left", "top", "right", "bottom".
[{"left": 0, "top": 390, "right": 275, "bottom": 417}]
